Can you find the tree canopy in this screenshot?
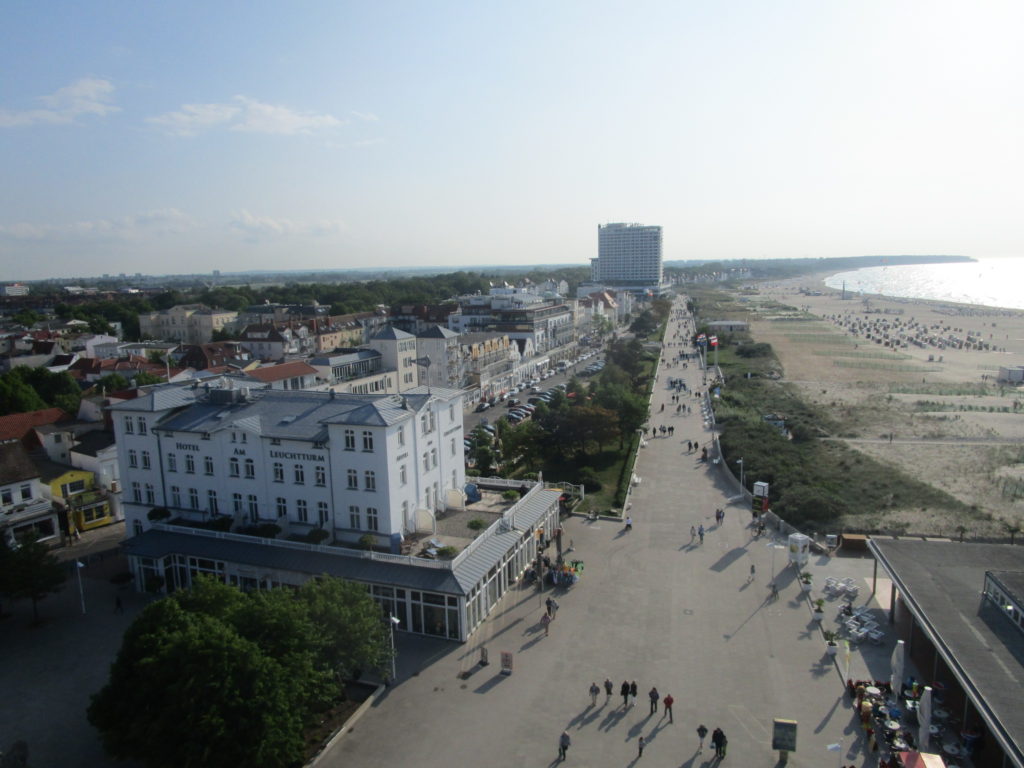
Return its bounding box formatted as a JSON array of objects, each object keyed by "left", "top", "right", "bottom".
[
  {"left": 0, "top": 534, "right": 67, "bottom": 623},
  {"left": 88, "top": 575, "right": 391, "bottom": 768},
  {"left": 0, "top": 366, "right": 81, "bottom": 417}
]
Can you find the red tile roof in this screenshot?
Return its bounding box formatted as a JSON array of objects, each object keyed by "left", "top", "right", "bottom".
[
  {"left": 0, "top": 408, "right": 72, "bottom": 448},
  {"left": 245, "top": 361, "right": 318, "bottom": 383}
]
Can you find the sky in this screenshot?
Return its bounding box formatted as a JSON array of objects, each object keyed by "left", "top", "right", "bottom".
[{"left": 2, "top": 1, "right": 1023, "bottom": 280}]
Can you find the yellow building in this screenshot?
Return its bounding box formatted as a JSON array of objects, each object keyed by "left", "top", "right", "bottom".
[{"left": 37, "top": 461, "right": 115, "bottom": 534}]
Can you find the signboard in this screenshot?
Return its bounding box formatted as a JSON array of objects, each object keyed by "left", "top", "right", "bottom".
[
  {"left": 500, "top": 652, "right": 514, "bottom": 676},
  {"left": 771, "top": 719, "right": 797, "bottom": 752}
]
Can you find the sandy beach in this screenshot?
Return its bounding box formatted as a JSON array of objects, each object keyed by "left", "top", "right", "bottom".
[{"left": 742, "top": 272, "right": 1024, "bottom": 537}]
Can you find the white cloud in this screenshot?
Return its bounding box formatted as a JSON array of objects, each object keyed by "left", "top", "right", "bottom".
[
  {"left": 0, "top": 78, "right": 119, "bottom": 128},
  {"left": 149, "top": 96, "right": 345, "bottom": 136},
  {"left": 146, "top": 102, "right": 240, "bottom": 137},
  {"left": 0, "top": 208, "right": 194, "bottom": 241},
  {"left": 350, "top": 111, "right": 379, "bottom": 122},
  {"left": 229, "top": 209, "right": 344, "bottom": 241}
]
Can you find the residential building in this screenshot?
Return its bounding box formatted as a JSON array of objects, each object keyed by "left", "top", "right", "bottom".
[
  {"left": 0, "top": 440, "right": 58, "bottom": 546},
  {"left": 368, "top": 327, "right": 419, "bottom": 393},
  {"left": 309, "top": 349, "right": 398, "bottom": 395},
  {"left": 0, "top": 408, "right": 73, "bottom": 451},
  {"left": 175, "top": 341, "right": 251, "bottom": 371},
  {"left": 1, "top": 283, "right": 30, "bottom": 296},
  {"left": 241, "top": 361, "right": 319, "bottom": 391},
  {"left": 138, "top": 304, "right": 238, "bottom": 345},
  {"left": 415, "top": 326, "right": 463, "bottom": 389},
  {"left": 447, "top": 286, "right": 574, "bottom": 357},
  {"left": 590, "top": 222, "right": 665, "bottom": 293},
  {"left": 35, "top": 456, "right": 116, "bottom": 535}
]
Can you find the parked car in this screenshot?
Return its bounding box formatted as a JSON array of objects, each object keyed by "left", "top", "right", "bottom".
[
  {"left": 506, "top": 398, "right": 521, "bottom": 407},
  {"left": 475, "top": 402, "right": 491, "bottom": 412}
]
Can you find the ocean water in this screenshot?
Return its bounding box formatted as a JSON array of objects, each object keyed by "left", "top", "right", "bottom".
[{"left": 823, "top": 257, "right": 1024, "bottom": 311}]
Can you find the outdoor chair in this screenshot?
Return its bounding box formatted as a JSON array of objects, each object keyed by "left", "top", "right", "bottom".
[
  {"left": 868, "top": 629, "right": 885, "bottom": 645},
  {"left": 850, "top": 627, "right": 869, "bottom": 644}
]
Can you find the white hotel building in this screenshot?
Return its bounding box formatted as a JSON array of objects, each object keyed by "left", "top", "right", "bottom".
[{"left": 110, "top": 378, "right": 560, "bottom": 641}]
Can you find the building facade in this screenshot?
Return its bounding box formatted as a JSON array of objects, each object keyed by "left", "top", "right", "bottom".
[
  {"left": 138, "top": 305, "right": 238, "bottom": 345},
  {"left": 592, "top": 222, "right": 664, "bottom": 289}
]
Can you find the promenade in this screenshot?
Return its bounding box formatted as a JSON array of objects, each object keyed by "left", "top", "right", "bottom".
[{"left": 328, "top": 301, "right": 888, "bottom": 768}]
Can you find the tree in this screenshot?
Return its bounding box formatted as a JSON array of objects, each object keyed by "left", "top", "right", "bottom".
[
  {"left": 133, "top": 371, "right": 165, "bottom": 386},
  {"left": 0, "top": 533, "right": 66, "bottom": 624},
  {"left": 95, "top": 373, "right": 130, "bottom": 394},
  {"left": 88, "top": 575, "right": 390, "bottom": 768}
]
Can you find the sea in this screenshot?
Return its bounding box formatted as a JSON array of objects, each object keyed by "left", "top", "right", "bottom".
[{"left": 823, "top": 257, "right": 1024, "bottom": 312}]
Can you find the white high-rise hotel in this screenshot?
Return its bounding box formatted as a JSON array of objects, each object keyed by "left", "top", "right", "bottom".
[{"left": 592, "top": 222, "right": 663, "bottom": 289}]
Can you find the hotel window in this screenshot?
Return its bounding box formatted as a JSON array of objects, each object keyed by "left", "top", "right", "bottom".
[
  {"left": 1, "top": 489, "right": 11, "bottom": 505},
  {"left": 317, "top": 501, "right": 328, "bottom": 526},
  {"left": 273, "top": 462, "right": 284, "bottom": 482},
  {"left": 229, "top": 458, "right": 240, "bottom": 477},
  {"left": 276, "top": 497, "right": 287, "bottom": 517},
  {"left": 362, "top": 431, "right": 374, "bottom": 451},
  {"left": 431, "top": 448, "right": 437, "bottom": 468},
  {"left": 400, "top": 464, "right": 407, "bottom": 486},
  {"left": 397, "top": 426, "right": 405, "bottom": 447},
  {"left": 315, "top": 466, "right": 326, "bottom": 487},
  {"left": 247, "top": 495, "right": 258, "bottom": 519},
  {"left": 131, "top": 482, "right": 141, "bottom": 503},
  {"left": 449, "top": 404, "right": 455, "bottom": 421},
  {"left": 208, "top": 490, "right": 219, "bottom": 514},
  {"left": 204, "top": 456, "right": 214, "bottom": 476},
  {"left": 128, "top": 450, "right": 138, "bottom": 468},
  {"left": 297, "top": 499, "right": 308, "bottom": 523},
  {"left": 349, "top": 505, "right": 360, "bottom": 529},
  {"left": 124, "top": 417, "right": 134, "bottom": 434},
  {"left": 20, "top": 485, "right": 30, "bottom": 500},
  {"left": 293, "top": 464, "right": 304, "bottom": 484},
  {"left": 344, "top": 429, "right": 355, "bottom": 450},
  {"left": 366, "top": 507, "right": 379, "bottom": 532},
  {"left": 364, "top": 470, "right": 376, "bottom": 491},
  {"left": 232, "top": 492, "right": 242, "bottom": 514},
  {"left": 189, "top": 488, "right": 199, "bottom": 510},
  {"left": 137, "top": 418, "right": 147, "bottom": 435},
  {"left": 185, "top": 454, "right": 195, "bottom": 474},
  {"left": 145, "top": 483, "right": 155, "bottom": 505},
  {"left": 170, "top": 486, "right": 181, "bottom": 507},
  {"left": 347, "top": 469, "right": 358, "bottom": 489},
  {"left": 423, "top": 452, "right": 430, "bottom": 472},
  {"left": 450, "top": 438, "right": 456, "bottom": 456},
  {"left": 167, "top": 453, "right": 177, "bottom": 472},
  {"left": 244, "top": 459, "right": 255, "bottom": 479}
]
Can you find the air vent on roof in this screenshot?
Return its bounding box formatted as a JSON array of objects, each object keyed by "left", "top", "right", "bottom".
[{"left": 279, "top": 415, "right": 297, "bottom": 425}]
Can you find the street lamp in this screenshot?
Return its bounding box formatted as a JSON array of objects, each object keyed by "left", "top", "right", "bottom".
[
  {"left": 736, "top": 458, "right": 745, "bottom": 492},
  {"left": 388, "top": 614, "right": 401, "bottom": 683}
]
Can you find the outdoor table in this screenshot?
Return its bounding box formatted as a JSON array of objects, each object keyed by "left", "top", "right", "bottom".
[
  {"left": 933, "top": 709, "right": 950, "bottom": 720},
  {"left": 891, "top": 738, "right": 909, "bottom": 751},
  {"left": 865, "top": 686, "right": 882, "bottom": 698},
  {"left": 943, "top": 744, "right": 961, "bottom": 757},
  {"left": 929, "top": 725, "right": 943, "bottom": 736},
  {"left": 884, "top": 720, "right": 901, "bottom": 732}
]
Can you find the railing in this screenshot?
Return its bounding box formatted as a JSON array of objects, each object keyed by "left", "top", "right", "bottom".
[
  {"left": 451, "top": 481, "right": 545, "bottom": 568},
  {"left": 150, "top": 522, "right": 454, "bottom": 569},
  {"left": 67, "top": 489, "right": 108, "bottom": 508},
  {"left": 1, "top": 498, "right": 53, "bottom": 521}
]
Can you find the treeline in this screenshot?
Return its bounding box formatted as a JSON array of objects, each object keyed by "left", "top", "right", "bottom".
[{"left": 0, "top": 367, "right": 81, "bottom": 417}]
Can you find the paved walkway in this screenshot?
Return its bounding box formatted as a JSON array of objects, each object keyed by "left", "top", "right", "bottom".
[{"left": 328, "top": 302, "right": 890, "bottom": 768}]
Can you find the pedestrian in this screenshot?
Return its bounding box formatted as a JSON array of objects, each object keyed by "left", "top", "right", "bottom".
[
  {"left": 690, "top": 525, "right": 696, "bottom": 543},
  {"left": 114, "top": 595, "right": 123, "bottom": 614},
  {"left": 604, "top": 678, "right": 613, "bottom": 702},
  {"left": 697, "top": 724, "right": 708, "bottom": 752},
  {"left": 698, "top": 524, "right": 705, "bottom": 544},
  {"left": 748, "top": 563, "right": 756, "bottom": 583},
  {"left": 687, "top": 440, "right": 692, "bottom": 452},
  {"left": 540, "top": 612, "right": 551, "bottom": 636},
  {"left": 662, "top": 693, "right": 674, "bottom": 722},
  {"left": 648, "top": 686, "right": 659, "bottom": 714},
  {"left": 546, "top": 596, "right": 555, "bottom": 617},
  {"left": 638, "top": 735, "right": 646, "bottom": 757},
  {"left": 625, "top": 515, "right": 632, "bottom": 532},
  {"left": 668, "top": 425, "right": 674, "bottom": 436},
  {"left": 589, "top": 682, "right": 600, "bottom": 706},
  {"left": 629, "top": 681, "right": 638, "bottom": 708},
  {"left": 621, "top": 680, "right": 630, "bottom": 708},
  {"left": 558, "top": 730, "right": 571, "bottom": 761},
  {"left": 717, "top": 729, "right": 728, "bottom": 757}
]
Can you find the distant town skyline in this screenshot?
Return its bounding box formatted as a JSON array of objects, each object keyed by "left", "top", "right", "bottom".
[{"left": 2, "top": 1, "right": 1022, "bottom": 281}]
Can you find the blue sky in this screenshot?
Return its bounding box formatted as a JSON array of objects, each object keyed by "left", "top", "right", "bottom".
[{"left": 2, "top": 1, "right": 1022, "bottom": 280}]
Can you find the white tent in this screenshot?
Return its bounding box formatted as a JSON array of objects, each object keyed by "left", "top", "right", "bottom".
[{"left": 918, "top": 685, "right": 933, "bottom": 752}]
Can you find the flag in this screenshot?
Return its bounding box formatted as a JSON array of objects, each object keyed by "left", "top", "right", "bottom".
[
  {"left": 696, "top": 333, "right": 707, "bottom": 344},
  {"left": 709, "top": 335, "right": 719, "bottom": 347}
]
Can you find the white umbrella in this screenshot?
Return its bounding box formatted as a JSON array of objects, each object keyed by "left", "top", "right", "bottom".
[
  {"left": 890, "top": 640, "right": 905, "bottom": 700},
  {"left": 918, "top": 685, "right": 932, "bottom": 752}
]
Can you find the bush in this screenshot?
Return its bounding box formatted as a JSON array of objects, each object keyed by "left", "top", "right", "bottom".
[
  {"left": 736, "top": 342, "right": 773, "bottom": 358},
  {"left": 200, "top": 515, "right": 234, "bottom": 532},
  {"left": 577, "top": 467, "right": 602, "bottom": 492},
  {"left": 307, "top": 528, "right": 330, "bottom": 545},
  {"left": 358, "top": 534, "right": 376, "bottom": 550},
  {"left": 436, "top": 546, "right": 458, "bottom": 559},
  {"left": 502, "top": 489, "right": 519, "bottom": 501},
  {"left": 147, "top": 507, "right": 171, "bottom": 522},
  {"left": 467, "top": 518, "right": 486, "bottom": 531}
]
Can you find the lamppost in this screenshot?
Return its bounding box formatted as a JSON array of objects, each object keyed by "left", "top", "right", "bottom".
[
  {"left": 736, "top": 458, "right": 745, "bottom": 493},
  {"left": 388, "top": 614, "right": 401, "bottom": 682}
]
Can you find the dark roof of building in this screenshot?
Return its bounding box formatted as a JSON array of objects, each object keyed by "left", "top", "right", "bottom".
[
  {"left": 123, "top": 528, "right": 465, "bottom": 593},
  {"left": 0, "top": 439, "right": 40, "bottom": 485},
  {"left": 70, "top": 430, "right": 116, "bottom": 457},
  {"left": 417, "top": 326, "right": 459, "bottom": 339},
  {"left": 372, "top": 326, "right": 414, "bottom": 341},
  {"left": 869, "top": 538, "right": 1024, "bottom": 766}
]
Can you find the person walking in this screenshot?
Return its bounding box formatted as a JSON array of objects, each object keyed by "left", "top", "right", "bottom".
[
  {"left": 648, "top": 686, "right": 659, "bottom": 714},
  {"left": 662, "top": 693, "right": 674, "bottom": 722},
  {"left": 558, "top": 730, "right": 571, "bottom": 761},
  {"left": 748, "top": 563, "right": 756, "bottom": 583},
  {"left": 114, "top": 595, "right": 124, "bottom": 614},
  {"left": 625, "top": 515, "right": 632, "bottom": 532},
  {"left": 604, "top": 678, "right": 613, "bottom": 702},
  {"left": 690, "top": 525, "right": 696, "bottom": 543},
  {"left": 698, "top": 524, "right": 705, "bottom": 544},
  {"left": 629, "top": 681, "right": 638, "bottom": 708},
  {"left": 546, "top": 596, "right": 555, "bottom": 617},
  {"left": 712, "top": 727, "right": 726, "bottom": 757},
  {"left": 718, "top": 729, "right": 728, "bottom": 757},
  {"left": 589, "top": 682, "right": 600, "bottom": 706},
  {"left": 540, "top": 612, "right": 551, "bottom": 636},
  {"left": 697, "top": 724, "right": 708, "bottom": 753},
  {"left": 637, "top": 735, "right": 646, "bottom": 758},
  {"left": 620, "top": 680, "right": 630, "bottom": 708}
]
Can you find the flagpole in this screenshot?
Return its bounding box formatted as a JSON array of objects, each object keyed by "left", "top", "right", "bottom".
[{"left": 76, "top": 560, "right": 87, "bottom": 615}]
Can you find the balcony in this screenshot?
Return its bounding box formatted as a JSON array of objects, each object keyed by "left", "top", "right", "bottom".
[
  {"left": 67, "top": 488, "right": 109, "bottom": 510},
  {"left": 1, "top": 498, "right": 54, "bottom": 523}
]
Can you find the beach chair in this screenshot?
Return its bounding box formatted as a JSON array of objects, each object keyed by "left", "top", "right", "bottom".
[
  {"left": 850, "top": 627, "right": 869, "bottom": 644},
  {"left": 868, "top": 629, "right": 885, "bottom": 645}
]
